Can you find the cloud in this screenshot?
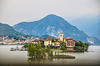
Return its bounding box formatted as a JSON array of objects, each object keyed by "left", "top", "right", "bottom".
[{"left": 0, "top": 0, "right": 100, "bottom": 26}]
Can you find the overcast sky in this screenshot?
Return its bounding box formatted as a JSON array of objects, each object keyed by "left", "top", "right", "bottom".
[{"left": 0, "top": 0, "right": 100, "bottom": 26}]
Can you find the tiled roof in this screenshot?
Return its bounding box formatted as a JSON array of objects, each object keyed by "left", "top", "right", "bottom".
[
  {"left": 43, "top": 37, "right": 53, "bottom": 41},
  {"left": 63, "top": 37, "right": 73, "bottom": 40},
  {"left": 67, "top": 37, "right": 73, "bottom": 39}
]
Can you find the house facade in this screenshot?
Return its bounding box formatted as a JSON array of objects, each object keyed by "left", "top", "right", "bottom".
[
  {"left": 65, "top": 37, "right": 76, "bottom": 50},
  {"left": 33, "top": 39, "right": 44, "bottom": 44},
  {"left": 43, "top": 37, "right": 53, "bottom": 46},
  {"left": 51, "top": 39, "right": 61, "bottom": 47}
]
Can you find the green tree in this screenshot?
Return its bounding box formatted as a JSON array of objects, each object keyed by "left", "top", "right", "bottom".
[
  {"left": 74, "top": 46, "right": 79, "bottom": 50},
  {"left": 37, "top": 44, "right": 41, "bottom": 49},
  {"left": 28, "top": 43, "right": 36, "bottom": 58},
  {"left": 84, "top": 43, "right": 89, "bottom": 51},
  {"left": 60, "top": 41, "right": 66, "bottom": 50},
  {"left": 36, "top": 49, "right": 42, "bottom": 58},
  {"left": 41, "top": 43, "right": 45, "bottom": 48},
  {"left": 60, "top": 41, "right": 66, "bottom": 47},
  {"left": 75, "top": 42, "right": 81, "bottom": 46},
  {"left": 41, "top": 48, "right": 46, "bottom": 58},
  {"left": 23, "top": 44, "right": 28, "bottom": 48},
  {"left": 60, "top": 46, "right": 66, "bottom": 50}
]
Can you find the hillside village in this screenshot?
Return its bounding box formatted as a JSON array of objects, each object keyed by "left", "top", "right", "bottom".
[{"left": 0, "top": 36, "right": 39, "bottom": 44}]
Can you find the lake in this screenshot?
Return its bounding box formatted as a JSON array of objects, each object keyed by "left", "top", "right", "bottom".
[{"left": 0, "top": 45, "right": 100, "bottom": 66}]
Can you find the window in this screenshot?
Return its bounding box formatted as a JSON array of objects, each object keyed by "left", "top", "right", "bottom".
[
  {"left": 48, "top": 44, "right": 50, "bottom": 45},
  {"left": 68, "top": 41, "right": 70, "bottom": 46},
  {"left": 72, "top": 41, "right": 74, "bottom": 46},
  {"left": 49, "top": 41, "right": 50, "bottom": 43}
]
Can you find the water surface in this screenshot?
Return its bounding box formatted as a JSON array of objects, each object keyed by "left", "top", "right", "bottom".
[{"left": 0, "top": 45, "right": 100, "bottom": 66}]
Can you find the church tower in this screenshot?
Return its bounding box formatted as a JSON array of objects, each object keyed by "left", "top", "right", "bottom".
[{"left": 60, "top": 29, "right": 63, "bottom": 41}]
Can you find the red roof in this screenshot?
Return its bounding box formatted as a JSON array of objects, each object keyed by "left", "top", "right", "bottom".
[
  {"left": 63, "top": 37, "right": 73, "bottom": 40},
  {"left": 43, "top": 37, "right": 54, "bottom": 41}
]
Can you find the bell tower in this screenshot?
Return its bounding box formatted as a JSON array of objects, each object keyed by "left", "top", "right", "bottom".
[{"left": 60, "top": 29, "right": 63, "bottom": 41}]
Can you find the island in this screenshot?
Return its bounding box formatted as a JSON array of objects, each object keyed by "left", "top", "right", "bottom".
[{"left": 21, "top": 29, "right": 89, "bottom": 59}]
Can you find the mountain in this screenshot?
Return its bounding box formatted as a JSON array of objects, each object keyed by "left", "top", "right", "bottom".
[
  {"left": 0, "top": 23, "right": 41, "bottom": 40},
  {"left": 87, "top": 37, "right": 100, "bottom": 44},
  {"left": 40, "top": 35, "right": 56, "bottom": 39},
  {"left": 69, "top": 15, "right": 100, "bottom": 36},
  {"left": 13, "top": 14, "right": 97, "bottom": 43},
  {"left": 0, "top": 23, "right": 24, "bottom": 38},
  {"left": 92, "top": 28, "right": 100, "bottom": 40}
]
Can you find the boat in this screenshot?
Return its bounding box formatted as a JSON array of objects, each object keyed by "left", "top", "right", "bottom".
[{"left": 10, "top": 48, "right": 15, "bottom": 51}]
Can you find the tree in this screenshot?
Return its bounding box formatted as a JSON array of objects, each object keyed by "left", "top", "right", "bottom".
[
  {"left": 74, "top": 46, "right": 79, "bottom": 50},
  {"left": 60, "top": 41, "right": 66, "bottom": 50},
  {"left": 23, "top": 44, "right": 28, "bottom": 48},
  {"left": 37, "top": 44, "right": 41, "bottom": 49},
  {"left": 28, "top": 43, "right": 36, "bottom": 58},
  {"left": 41, "top": 43, "right": 45, "bottom": 48},
  {"left": 84, "top": 43, "right": 89, "bottom": 51},
  {"left": 52, "top": 39, "right": 54, "bottom": 42},
  {"left": 60, "top": 46, "right": 66, "bottom": 50},
  {"left": 60, "top": 41, "right": 66, "bottom": 47},
  {"left": 36, "top": 49, "right": 42, "bottom": 58},
  {"left": 41, "top": 48, "right": 46, "bottom": 58},
  {"left": 75, "top": 42, "right": 81, "bottom": 46},
  {"left": 75, "top": 41, "right": 89, "bottom": 51}
]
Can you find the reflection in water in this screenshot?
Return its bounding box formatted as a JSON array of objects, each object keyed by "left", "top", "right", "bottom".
[
  {"left": 28, "top": 58, "right": 53, "bottom": 63},
  {"left": 27, "top": 57, "right": 75, "bottom": 66},
  {"left": 0, "top": 45, "right": 100, "bottom": 66},
  {"left": 27, "top": 57, "right": 75, "bottom": 65}
]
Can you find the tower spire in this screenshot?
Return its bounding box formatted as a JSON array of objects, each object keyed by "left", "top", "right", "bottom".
[
  {"left": 60, "top": 29, "right": 63, "bottom": 34},
  {"left": 60, "top": 29, "right": 63, "bottom": 41}
]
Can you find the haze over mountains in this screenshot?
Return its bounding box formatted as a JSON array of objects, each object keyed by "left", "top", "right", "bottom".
[
  {"left": 69, "top": 15, "right": 100, "bottom": 40},
  {"left": 13, "top": 14, "right": 100, "bottom": 43}
]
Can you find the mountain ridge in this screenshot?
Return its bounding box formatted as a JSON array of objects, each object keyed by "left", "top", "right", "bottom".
[
  {"left": 13, "top": 14, "right": 98, "bottom": 43},
  {"left": 0, "top": 22, "right": 24, "bottom": 38}
]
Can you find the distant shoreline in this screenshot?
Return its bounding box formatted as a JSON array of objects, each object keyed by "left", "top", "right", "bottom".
[
  {"left": 0, "top": 44, "right": 24, "bottom": 45},
  {"left": 0, "top": 44, "right": 100, "bottom": 46},
  {"left": 90, "top": 44, "right": 100, "bottom": 46}
]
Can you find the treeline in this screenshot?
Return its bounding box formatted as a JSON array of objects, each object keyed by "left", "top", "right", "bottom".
[
  {"left": 24, "top": 43, "right": 53, "bottom": 58},
  {"left": 74, "top": 41, "right": 89, "bottom": 51},
  {"left": 23, "top": 41, "right": 89, "bottom": 58}
]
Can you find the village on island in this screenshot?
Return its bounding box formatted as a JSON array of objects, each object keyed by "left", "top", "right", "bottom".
[
  {"left": 18, "top": 29, "right": 89, "bottom": 59},
  {"left": 33, "top": 29, "right": 76, "bottom": 50}
]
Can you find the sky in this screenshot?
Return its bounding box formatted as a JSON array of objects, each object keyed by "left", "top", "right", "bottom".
[{"left": 0, "top": 0, "right": 100, "bottom": 26}]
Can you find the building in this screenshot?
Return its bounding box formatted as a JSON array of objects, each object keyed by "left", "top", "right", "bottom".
[
  {"left": 59, "top": 29, "right": 76, "bottom": 50},
  {"left": 32, "top": 37, "right": 53, "bottom": 46},
  {"left": 33, "top": 39, "right": 44, "bottom": 44},
  {"left": 51, "top": 39, "right": 61, "bottom": 47},
  {"left": 65, "top": 37, "right": 76, "bottom": 50},
  {"left": 59, "top": 29, "right": 63, "bottom": 41},
  {"left": 43, "top": 37, "right": 53, "bottom": 46}
]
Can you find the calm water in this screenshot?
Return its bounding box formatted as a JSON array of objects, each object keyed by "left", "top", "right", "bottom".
[{"left": 0, "top": 45, "right": 100, "bottom": 66}]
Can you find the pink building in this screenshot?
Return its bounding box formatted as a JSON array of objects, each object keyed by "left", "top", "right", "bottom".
[{"left": 66, "top": 37, "right": 76, "bottom": 50}]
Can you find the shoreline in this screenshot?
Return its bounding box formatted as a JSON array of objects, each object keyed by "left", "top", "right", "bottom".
[{"left": 0, "top": 44, "right": 24, "bottom": 45}]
